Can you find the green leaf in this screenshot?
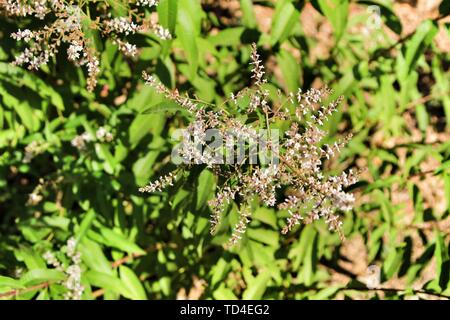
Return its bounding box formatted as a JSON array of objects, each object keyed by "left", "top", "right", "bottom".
[
  {"left": 159, "top": 276, "right": 171, "bottom": 296},
  {"left": 196, "top": 169, "right": 215, "bottom": 210},
  {"left": 99, "top": 228, "right": 146, "bottom": 255},
  {"left": 79, "top": 238, "right": 113, "bottom": 275},
  {"left": 86, "top": 271, "right": 132, "bottom": 298},
  {"left": 375, "top": 149, "right": 398, "bottom": 164},
  {"left": 126, "top": 86, "right": 166, "bottom": 147},
  {"left": 398, "top": 20, "right": 438, "bottom": 81},
  {"left": 317, "top": 0, "right": 349, "bottom": 43},
  {"left": 242, "top": 271, "right": 271, "bottom": 299},
  {"left": 105, "top": 0, "right": 127, "bottom": 15},
  {"left": 127, "top": 84, "right": 161, "bottom": 112},
  {"left": 431, "top": 55, "right": 450, "bottom": 129},
  {"left": 20, "top": 269, "right": 65, "bottom": 285},
  {"left": 119, "top": 266, "right": 147, "bottom": 300},
  {"left": 129, "top": 113, "right": 165, "bottom": 148},
  {"left": 76, "top": 209, "right": 96, "bottom": 243},
  {"left": 213, "top": 284, "right": 238, "bottom": 300},
  {"left": 247, "top": 228, "right": 279, "bottom": 247},
  {"left": 81, "top": 16, "right": 103, "bottom": 52},
  {"left": 288, "top": 224, "right": 316, "bottom": 270},
  {"left": 310, "top": 285, "right": 343, "bottom": 299},
  {"left": 141, "top": 100, "right": 189, "bottom": 114},
  {"left": 43, "top": 202, "right": 59, "bottom": 213},
  {"left": 176, "top": 0, "right": 202, "bottom": 78},
  {"left": 42, "top": 216, "right": 70, "bottom": 230},
  {"left": 445, "top": 173, "right": 450, "bottom": 211},
  {"left": 298, "top": 230, "right": 318, "bottom": 286},
  {"left": 253, "top": 207, "right": 277, "bottom": 228},
  {"left": 270, "top": 0, "right": 300, "bottom": 45},
  {"left": 14, "top": 247, "right": 46, "bottom": 270},
  {"left": 277, "top": 49, "right": 300, "bottom": 92},
  {"left": 428, "top": 230, "right": 450, "bottom": 291},
  {"left": 0, "top": 276, "right": 25, "bottom": 289},
  {"left": 240, "top": 0, "right": 257, "bottom": 28},
  {"left": 158, "top": 0, "right": 178, "bottom": 35},
  {"left": 383, "top": 244, "right": 405, "bottom": 279},
  {"left": 210, "top": 258, "right": 230, "bottom": 287},
  {"left": 15, "top": 102, "right": 39, "bottom": 132},
  {"left": 95, "top": 143, "right": 117, "bottom": 175},
  {"left": 0, "top": 62, "right": 64, "bottom": 111},
  {"left": 207, "top": 27, "right": 245, "bottom": 47},
  {"left": 133, "top": 136, "right": 165, "bottom": 185}
]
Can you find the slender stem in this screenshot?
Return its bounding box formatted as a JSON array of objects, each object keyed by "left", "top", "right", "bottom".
[
  {"left": 404, "top": 90, "right": 450, "bottom": 110},
  {"left": 0, "top": 282, "right": 51, "bottom": 299},
  {"left": 339, "top": 286, "right": 450, "bottom": 299},
  {"left": 369, "top": 14, "right": 449, "bottom": 63}
]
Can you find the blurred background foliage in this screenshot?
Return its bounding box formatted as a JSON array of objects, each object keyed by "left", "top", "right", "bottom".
[{"left": 0, "top": 0, "right": 450, "bottom": 300}]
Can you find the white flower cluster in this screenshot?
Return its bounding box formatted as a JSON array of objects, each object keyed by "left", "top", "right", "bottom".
[
  {"left": 138, "top": 172, "right": 175, "bottom": 193},
  {"left": 11, "top": 29, "right": 35, "bottom": 42},
  {"left": 71, "top": 132, "right": 92, "bottom": 151},
  {"left": 136, "top": 0, "right": 159, "bottom": 7},
  {"left": 27, "top": 178, "right": 45, "bottom": 206},
  {"left": 140, "top": 44, "right": 360, "bottom": 246},
  {"left": 208, "top": 186, "right": 240, "bottom": 235},
  {"left": 27, "top": 192, "right": 43, "bottom": 206},
  {"left": 27, "top": 177, "right": 63, "bottom": 207},
  {"left": 23, "top": 140, "right": 47, "bottom": 163},
  {"left": 114, "top": 39, "right": 138, "bottom": 57},
  {"left": 152, "top": 24, "right": 172, "bottom": 40},
  {"left": 227, "top": 208, "right": 251, "bottom": 248},
  {"left": 244, "top": 166, "right": 278, "bottom": 206},
  {"left": 12, "top": 47, "right": 53, "bottom": 71},
  {"left": 249, "top": 43, "right": 266, "bottom": 87},
  {"left": 43, "top": 251, "right": 62, "bottom": 269},
  {"left": 3, "top": 0, "right": 49, "bottom": 19},
  {"left": 67, "top": 43, "right": 83, "bottom": 61},
  {"left": 43, "top": 237, "right": 84, "bottom": 300},
  {"left": 104, "top": 14, "right": 171, "bottom": 42},
  {"left": 71, "top": 127, "right": 113, "bottom": 151},
  {"left": 96, "top": 127, "right": 114, "bottom": 142},
  {"left": 105, "top": 17, "right": 141, "bottom": 35},
  {"left": 63, "top": 238, "right": 84, "bottom": 300},
  {"left": 2, "top": 0, "right": 168, "bottom": 91}
]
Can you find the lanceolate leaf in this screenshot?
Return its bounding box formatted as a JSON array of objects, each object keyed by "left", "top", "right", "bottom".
[
  {"left": 270, "top": 0, "right": 300, "bottom": 45},
  {"left": 158, "top": 0, "right": 179, "bottom": 35},
  {"left": 317, "top": 0, "right": 349, "bottom": 43}
]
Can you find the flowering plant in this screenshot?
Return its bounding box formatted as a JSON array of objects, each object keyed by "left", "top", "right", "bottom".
[
  {"left": 1, "top": 0, "right": 170, "bottom": 91},
  {"left": 0, "top": 0, "right": 447, "bottom": 302},
  {"left": 140, "top": 44, "right": 359, "bottom": 247}
]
